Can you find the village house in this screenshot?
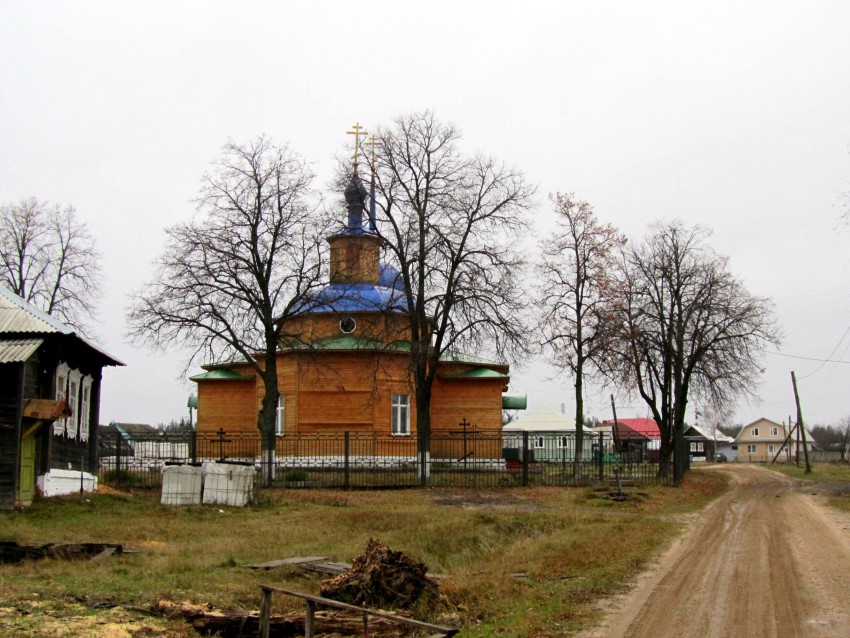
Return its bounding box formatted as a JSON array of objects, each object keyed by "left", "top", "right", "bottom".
[
  {"left": 722, "top": 417, "right": 815, "bottom": 463},
  {"left": 192, "top": 175, "right": 519, "bottom": 462},
  {"left": 0, "top": 286, "right": 122, "bottom": 508}
]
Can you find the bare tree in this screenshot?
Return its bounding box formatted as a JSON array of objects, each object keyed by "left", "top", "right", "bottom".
[
  {"left": 0, "top": 198, "right": 101, "bottom": 333},
  {"left": 370, "top": 111, "right": 535, "bottom": 482},
  {"left": 536, "top": 193, "right": 625, "bottom": 479},
  {"left": 128, "top": 137, "right": 327, "bottom": 481},
  {"left": 608, "top": 221, "right": 780, "bottom": 479},
  {"left": 810, "top": 420, "right": 850, "bottom": 461}
]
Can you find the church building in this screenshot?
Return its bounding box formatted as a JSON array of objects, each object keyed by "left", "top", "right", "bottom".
[{"left": 192, "top": 166, "right": 520, "bottom": 456}]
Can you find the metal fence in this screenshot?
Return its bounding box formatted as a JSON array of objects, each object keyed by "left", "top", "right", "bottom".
[{"left": 98, "top": 429, "right": 673, "bottom": 490}]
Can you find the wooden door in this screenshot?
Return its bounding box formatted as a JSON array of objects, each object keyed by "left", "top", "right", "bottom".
[{"left": 19, "top": 431, "right": 36, "bottom": 504}]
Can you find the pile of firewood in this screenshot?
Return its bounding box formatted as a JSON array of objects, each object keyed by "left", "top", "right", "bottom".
[{"left": 320, "top": 538, "right": 439, "bottom": 610}]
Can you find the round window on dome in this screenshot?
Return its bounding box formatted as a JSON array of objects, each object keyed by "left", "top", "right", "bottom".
[{"left": 339, "top": 317, "right": 356, "bottom": 334}]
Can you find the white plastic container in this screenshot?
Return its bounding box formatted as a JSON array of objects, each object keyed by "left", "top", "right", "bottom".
[
  {"left": 160, "top": 464, "right": 203, "bottom": 505},
  {"left": 201, "top": 462, "right": 254, "bottom": 507}
]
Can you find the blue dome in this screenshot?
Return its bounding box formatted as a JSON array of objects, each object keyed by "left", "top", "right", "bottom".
[
  {"left": 297, "top": 282, "right": 409, "bottom": 314},
  {"left": 378, "top": 263, "right": 403, "bottom": 290}
]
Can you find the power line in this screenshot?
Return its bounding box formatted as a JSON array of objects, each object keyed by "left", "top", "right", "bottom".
[{"left": 770, "top": 351, "right": 850, "bottom": 365}]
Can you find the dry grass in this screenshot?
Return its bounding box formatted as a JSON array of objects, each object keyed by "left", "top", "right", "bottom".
[
  {"left": 0, "top": 472, "right": 728, "bottom": 637},
  {"left": 765, "top": 461, "right": 850, "bottom": 513}
]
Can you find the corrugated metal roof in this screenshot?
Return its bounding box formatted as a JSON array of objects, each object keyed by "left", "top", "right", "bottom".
[
  {"left": 0, "top": 286, "right": 72, "bottom": 334},
  {"left": 0, "top": 338, "right": 43, "bottom": 363},
  {"left": 0, "top": 286, "right": 124, "bottom": 366}
]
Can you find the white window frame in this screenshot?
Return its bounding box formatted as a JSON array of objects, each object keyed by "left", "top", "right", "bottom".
[
  {"left": 767, "top": 444, "right": 776, "bottom": 455},
  {"left": 747, "top": 444, "right": 757, "bottom": 454},
  {"left": 532, "top": 436, "right": 546, "bottom": 449},
  {"left": 770, "top": 427, "right": 778, "bottom": 436},
  {"left": 67, "top": 369, "right": 82, "bottom": 439},
  {"left": 752, "top": 428, "right": 759, "bottom": 437},
  {"left": 391, "top": 393, "right": 410, "bottom": 435},
  {"left": 79, "top": 375, "right": 92, "bottom": 442},
  {"left": 275, "top": 395, "right": 285, "bottom": 435},
  {"left": 54, "top": 362, "right": 69, "bottom": 436},
  {"left": 556, "top": 436, "right": 569, "bottom": 449}
]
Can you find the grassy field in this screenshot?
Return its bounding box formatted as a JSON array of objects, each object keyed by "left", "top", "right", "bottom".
[{"left": 0, "top": 472, "right": 730, "bottom": 637}]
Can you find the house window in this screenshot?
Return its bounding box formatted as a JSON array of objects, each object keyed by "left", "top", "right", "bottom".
[
  {"left": 79, "top": 376, "right": 92, "bottom": 442},
  {"left": 690, "top": 442, "right": 704, "bottom": 452},
  {"left": 532, "top": 436, "right": 545, "bottom": 449},
  {"left": 770, "top": 427, "right": 778, "bottom": 436},
  {"left": 556, "top": 436, "right": 569, "bottom": 449},
  {"left": 391, "top": 393, "right": 410, "bottom": 435},
  {"left": 747, "top": 444, "right": 757, "bottom": 454},
  {"left": 275, "top": 395, "right": 285, "bottom": 435},
  {"left": 67, "top": 369, "right": 81, "bottom": 439},
  {"left": 768, "top": 444, "right": 776, "bottom": 455},
  {"left": 752, "top": 428, "right": 759, "bottom": 437},
  {"left": 54, "top": 362, "right": 69, "bottom": 436}
]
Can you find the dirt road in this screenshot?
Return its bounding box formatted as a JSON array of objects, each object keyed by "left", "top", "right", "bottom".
[{"left": 583, "top": 465, "right": 850, "bottom": 638}]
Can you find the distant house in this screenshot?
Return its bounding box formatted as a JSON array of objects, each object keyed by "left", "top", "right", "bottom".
[
  {"left": 502, "top": 406, "right": 592, "bottom": 462},
  {"left": 0, "top": 287, "right": 123, "bottom": 508},
  {"left": 683, "top": 424, "right": 734, "bottom": 461},
  {"left": 98, "top": 423, "right": 191, "bottom": 470},
  {"left": 597, "top": 418, "right": 661, "bottom": 462},
  {"left": 728, "top": 417, "right": 815, "bottom": 463}
]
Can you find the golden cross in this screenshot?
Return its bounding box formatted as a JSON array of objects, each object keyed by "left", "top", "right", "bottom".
[
  {"left": 367, "top": 134, "right": 379, "bottom": 167},
  {"left": 346, "top": 121, "right": 367, "bottom": 175}
]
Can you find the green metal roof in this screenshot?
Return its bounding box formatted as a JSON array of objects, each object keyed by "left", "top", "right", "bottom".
[
  {"left": 190, "top": 369, "right": 254, "bottom": 382},
  {"left": 440, "top": 367, "right": 510, "bottom": 380},
  {"left": 502, "top": 394, "right": 528, "bottom": 410}
]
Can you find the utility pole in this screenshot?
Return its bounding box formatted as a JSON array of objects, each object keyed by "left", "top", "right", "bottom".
[{"left": 791, "top": 371, "right": 811, "bottom": 473}]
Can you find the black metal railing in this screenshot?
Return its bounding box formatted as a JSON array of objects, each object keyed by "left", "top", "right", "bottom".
[{"left": 98, "top": 429, "right": 673, "bottom": 489}]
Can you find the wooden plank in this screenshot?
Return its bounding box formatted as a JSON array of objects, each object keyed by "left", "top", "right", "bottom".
[
  {"left": 259, "top": 585, "right": 459, "bottom": 636},
  {"left": 300, "top": 561, "right": 351, "bottom": 575},
  {"left": 241, "top": 555, "right": 329, "bottom": 569}
]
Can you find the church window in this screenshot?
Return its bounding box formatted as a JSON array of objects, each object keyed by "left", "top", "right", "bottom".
[
  {"left": 276, "top": 395, "right": 285, "bottom": 435},
  {"left": 339, "top": 317, "right": 356, "bottom": 334},
  {"left": 391, "top": 393, "right": 410, "bottom": 435}
]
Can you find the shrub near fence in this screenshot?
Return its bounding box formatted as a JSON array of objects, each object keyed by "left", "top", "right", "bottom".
[{"left": 98, "top": 429, "right": 673, "bottom": 489}]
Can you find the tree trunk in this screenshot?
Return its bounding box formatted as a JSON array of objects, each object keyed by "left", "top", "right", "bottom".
[
  {"left": 258, "top": 349, "right": 280, "bottom": 487},
  {"left": 573, "top": 366, "right": 584, "bottom": 482}
]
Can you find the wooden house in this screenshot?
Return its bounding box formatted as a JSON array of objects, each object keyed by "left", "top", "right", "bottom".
[
  {"left": 0, "top": 286, "right": 123, "bottom": 508},
  {"left": 192, "top": 176, "right": 517, "bottom": 461},
  {"left": 597, "top": 418, "right": 661, "bottom": 462},
  {"left": 683, "top": 424, "right": 734, "bottom": 461},
  {"left": 730, "top": 417, "right": 814, "bottom": 463}
]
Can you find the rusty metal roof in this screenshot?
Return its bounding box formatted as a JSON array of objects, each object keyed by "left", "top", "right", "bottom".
[{"left": 0, "top": 337, "right": 43, "bottom": 363}]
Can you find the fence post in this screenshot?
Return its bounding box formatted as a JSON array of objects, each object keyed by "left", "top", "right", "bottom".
[
  {"left": 344, "top": 432, "right": 350, "bottom": 490},
  {"left": 259, "top": 587, "right": 272, "bottom": 638},
  {"left": 115, "top": 430, "right": 122, "bottom": 474},
  {"left": 191, "top": 429, "right": 197, "bottom": 464},
  {"left": 522, "top": 431, "right": 529, "bottom": 487},
  {"left": 598, "top": 431, "right": 604, "bottom": 482}
]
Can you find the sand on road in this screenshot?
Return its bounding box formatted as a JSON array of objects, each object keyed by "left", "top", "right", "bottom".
[{"left": 582, "top": 464, "right": 850, "bottom": 638}]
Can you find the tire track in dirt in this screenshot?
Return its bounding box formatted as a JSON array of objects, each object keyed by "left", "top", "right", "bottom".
[{"left": 581, "top": 465, "right": 850, "bottom": 638}]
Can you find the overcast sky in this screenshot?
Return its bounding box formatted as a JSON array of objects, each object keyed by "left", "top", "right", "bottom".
[{"left": 2, "top": 1, "right": 849, "bottom": 429}]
